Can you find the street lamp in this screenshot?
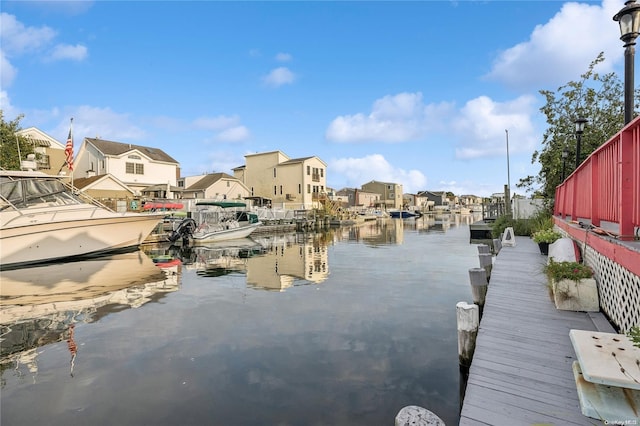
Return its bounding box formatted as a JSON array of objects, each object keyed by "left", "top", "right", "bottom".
[
  {"left": 614, "top": 0, "right": 640, "bottom": 125},
  {"left": 561, "top": 147, "right": 568, "bottom": 180},
  {"left": 574, "top": 117, "right": 588, "bottom": 169}
]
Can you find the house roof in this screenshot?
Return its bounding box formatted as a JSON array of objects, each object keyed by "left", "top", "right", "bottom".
[
  {"left": 73, "top": 173, "right": 134, "bottom": 193},
  {"left": 279, "top": 156, "right": 314, "bottom": 165},
  {"left": 16, "top": 127, "right": 65, "bottom": 149},
  {"left": 183, "top": 172, "right": 236, "bottom": 191},
  {"left": 86, "top": 138, "right": 179, "bottom": 163}
]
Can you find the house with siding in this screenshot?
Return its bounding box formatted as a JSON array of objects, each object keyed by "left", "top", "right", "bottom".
[
  {"left": 178, "top": 172, "right": 250, "bottom": 200},
  {"left": 74, "top": 138, "right": 180, "bottom": 196},
  {"left": 73, "top": 174, "right": 136, "bottom": 211},
  {"left": 15, "top": 127, "right": 66, "bottom": 175},
  {"left": 233, "top": 151, "right": 327, "bottom": 209},
  {"left": 361, "top": 180, "right": 403, "bottom": 209},
  {"left": 335, "top": 188, "right": 381, "bottom": 208}
]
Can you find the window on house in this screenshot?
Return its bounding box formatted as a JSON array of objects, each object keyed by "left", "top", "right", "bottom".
[
  {"left": 307, "top": 184, "right": 311, "bottom": 194},
  {"left": 135, "top": 164, "right": 144, "bottom": 174},
  {"left": 274, "top": 186, "right": 277, "bottom": 195},
  {"left": 128, "top": 155, "right": 141, "bottom": 160},
  {"left": 280, "top": 185, "right": 283, "bottom": 195},
  {"left": 126, "top": 162, "right": 135, "bottom": 174},
  {"left": 251, "top": 187, "right": 254, "bottom": 196},
  {"left": 298, "top": 184, "right": 301, "bottom": 194},
  {"left": 274, "top": 168, "right": 277, "bottom": 178},
  {"left": 307, "top": 166, "right": 310, "bottom": 175},
  {"left": 320, "top": 169, "right": 324, "bottom": 178},
  {"left": 227, "top": 181, "right": 230, "bottom": 187}
]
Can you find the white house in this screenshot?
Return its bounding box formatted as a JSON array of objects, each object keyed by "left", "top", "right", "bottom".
[
  {"left": 74, "top": 138, "right": 180, "bottom": 196},
  {"left": 15, "top": 127, "right": 66, "bottom": 174}
]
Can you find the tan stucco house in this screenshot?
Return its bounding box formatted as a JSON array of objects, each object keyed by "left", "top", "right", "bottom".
[
  {"left": 233, "top": 150, "right": 327, "bottom": 209},
  {"left": 361, "top": 180, "right": 403, "bottom": 209},
  {"left": 15, "top": 127, "right": 67, "bottom": 174}
]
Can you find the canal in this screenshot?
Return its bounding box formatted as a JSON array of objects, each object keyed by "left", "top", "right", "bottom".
[{"left": 1, "top": 214, "right": 483, "bottom": 425}]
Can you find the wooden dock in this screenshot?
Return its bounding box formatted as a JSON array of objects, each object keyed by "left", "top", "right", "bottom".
[{"left": 459, "top": 236, "right": 615, "bottom": 426}]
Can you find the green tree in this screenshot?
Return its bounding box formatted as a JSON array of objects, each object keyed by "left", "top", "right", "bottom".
[
  {"left": 0, "top": 111, "right": 34, "bottom": 171},
  {"left": 517, "top": 53, "right": 637, "bottom": 199}
]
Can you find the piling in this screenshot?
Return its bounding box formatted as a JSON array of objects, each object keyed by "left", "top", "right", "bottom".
[
  {"left": 468, "top": 267, "right": 488, "bottom": 307},
  {"left": 492, "top": 238, "right": 502, "bottom": 254},
  {"left": 478, "top": 253, "right": 492, "bottom": 280},
  {"left": 477, "top": 244, "right": 490, "bottom": 255},
  {"left": 456, "top": 301, "right": 479, "bottom": 368},
  {"left": 395, "top": 405, "right": 445, "bottom": 426}
]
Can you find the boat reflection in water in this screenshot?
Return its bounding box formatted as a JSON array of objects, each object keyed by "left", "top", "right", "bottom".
[{"left": 0, "top": 251, "right": 179, "bottom": 377}]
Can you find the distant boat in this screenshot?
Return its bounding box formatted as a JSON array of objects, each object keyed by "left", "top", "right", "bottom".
[
  {"left": 0, "top": 170, "right": 164, "bottom": 270},
  {"left": 168, "top": 201, "right": 262, "bottom": 245},
  {"left": 389, "top": 210, "right": 422, "bottom": 219}
]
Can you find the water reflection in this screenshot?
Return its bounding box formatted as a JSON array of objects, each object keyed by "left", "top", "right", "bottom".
[
  {"left": 0, "top": 251, "right": 179, "bottom": 379},
  {"left": 1, "top": 219, "right": 479, "bottom": 426}
]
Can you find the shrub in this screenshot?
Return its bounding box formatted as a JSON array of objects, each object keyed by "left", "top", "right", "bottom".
[
  {"left": 532, "top": 228, "right": 562, "bottom": 244},
  {"left": 544, "top": 259, "right": 594, "bottom": 282},
  {"left": 628, "top": 326, "right": 640, "bottom": 348}
]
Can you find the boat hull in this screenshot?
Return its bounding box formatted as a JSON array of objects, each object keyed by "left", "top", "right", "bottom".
[
  {"left": 191, "top": 222, "right": 262, "bottom": 244},
  {"left": 0, "top": 213, "right": 163, "bottom": 269}
]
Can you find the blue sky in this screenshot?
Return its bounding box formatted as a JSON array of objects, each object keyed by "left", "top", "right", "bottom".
[{"left": 0, "top": 0, "right": 630, "bottom": 197}]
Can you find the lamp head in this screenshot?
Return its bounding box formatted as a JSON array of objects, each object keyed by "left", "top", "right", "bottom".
[
  {"left": 614, "top": 0, "right": 640, "bottom": 45},
  {"left": 574, "top": 117, "right": 588, "bottom": 134}
]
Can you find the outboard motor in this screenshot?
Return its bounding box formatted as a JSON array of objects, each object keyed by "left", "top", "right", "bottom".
[{"left": 168, "top": 218, "right": 197, "bottom": 245}]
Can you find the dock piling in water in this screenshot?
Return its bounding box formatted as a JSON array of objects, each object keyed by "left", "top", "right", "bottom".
[
  {"left": 456, "top": 301, "right": 479, "bottom": 368},
  {"left": 468, "top": 267, "right": 488, "bottom": 307}
]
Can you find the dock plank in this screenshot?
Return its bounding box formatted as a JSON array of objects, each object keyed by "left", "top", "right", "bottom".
[{"left": 459, "top": 236, "right": 612, "bottom": 426}]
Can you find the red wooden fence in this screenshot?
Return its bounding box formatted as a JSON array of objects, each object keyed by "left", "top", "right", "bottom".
[{"left": 554, "top": 116, "right": 640, "bottom": 241}]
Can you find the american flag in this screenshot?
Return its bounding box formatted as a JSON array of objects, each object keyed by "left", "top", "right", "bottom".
[{"left": 65, "top": 118, "right": 74, "bottom": 171}]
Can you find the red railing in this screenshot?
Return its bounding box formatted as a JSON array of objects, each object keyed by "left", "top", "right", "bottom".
[{"left": 554, "top": 116, "right": 640, "bottom": 241}]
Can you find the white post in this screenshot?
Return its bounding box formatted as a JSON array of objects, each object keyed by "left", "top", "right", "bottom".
[
  {"left": 456, "top": 301, "right": 479, "bottom": 368},
  {"left": 469, "top": 267, "right": 489, "bottom": 307}
]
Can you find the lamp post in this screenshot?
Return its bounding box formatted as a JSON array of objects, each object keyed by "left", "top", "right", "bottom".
[
  {"left": 561, "top": 147, "right": 568, "bottom": 180},
  {"left": 574, "top": 117, "right": 588, "bottom": 169},
  {"left": 614, "top": 0, "right": 640, "bottom": 125}
]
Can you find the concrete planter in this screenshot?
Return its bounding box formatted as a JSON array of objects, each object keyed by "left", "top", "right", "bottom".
[{"left": 552, "top": 278, "right": 599, "bottom": 312}]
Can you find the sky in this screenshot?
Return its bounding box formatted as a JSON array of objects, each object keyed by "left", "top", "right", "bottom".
[{"left": 0, "top": 0, "right": 632, "bottom": 197}]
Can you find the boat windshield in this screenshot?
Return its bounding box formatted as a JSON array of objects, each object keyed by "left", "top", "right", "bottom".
[{"left": 0, "top": 177, "right": 84, "bottom": 209}]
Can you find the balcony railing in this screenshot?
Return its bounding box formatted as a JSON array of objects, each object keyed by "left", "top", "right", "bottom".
[{"left": 554, "top": 116, "right": 640, "bottom": 240}]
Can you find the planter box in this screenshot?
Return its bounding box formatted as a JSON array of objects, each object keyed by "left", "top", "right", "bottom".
[{"left": 552, "top": 278, "right": 599, "bottom": 312}]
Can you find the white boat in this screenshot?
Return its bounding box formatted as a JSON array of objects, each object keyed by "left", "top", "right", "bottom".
[
  {"left": 0, "top": 170, "right": 165, "bottom": 269},
  {"left": 168, "top": 201, "right": 262, "bottom": 245}
]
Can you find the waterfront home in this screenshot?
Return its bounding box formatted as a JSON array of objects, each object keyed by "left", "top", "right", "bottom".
[
  {"left": 74, "top": 138, "right": 180, "bottom": 197},
  {"left": 233, "top": 150, "right": 327, "bottom": 210},
  {"left": 402, "top": 193, "right": 430, "bottom": 211},
  {"left": 15, "top": 127, "right": 67, "bottom": 174},
  {"left": 335, "top": 187, "right": 381, "bottom": 208},
  {"left": 361, "top": 180, "right": 403, "bottom": 209},
  {"left": 178, "top": 172, "right": 251, "bottom": 200},
  {"left": 73, "top": 174, "right": 135, "bottom": 211},
  {"left": 417, "top": 190, "right": 448, "bottom": 211}
]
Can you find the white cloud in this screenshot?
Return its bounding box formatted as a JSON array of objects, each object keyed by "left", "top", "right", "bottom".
[
  {"left": 216, "top": 126, "right": 250, "bottom": 142},
  {"left": 48, "top": 43, "right": 88, "bottom": 61},
  {"left": 193, "top": 115, "right": 250, "bottom": 142},
  {"left": 275, "top": 52, "right": 292, "bottom": 62},
  {"left": 0, "top": 91, "right": 18, "bottom": 119},
  {"left": 1, "top": 51, "right": 17, "bottom": 88},
  {"left": 486, "top": 0, "right": 623, "bottom": 90},
  {"left": 452, "top": 95, "right": 538, "bottom": 159},
  {"left": 262, "top": 67, "right": 296, "bottom": 87},
  {"left": 0, "top": 13, "right": 56, "bottom": 54},
  {"left": 54, "top": 106, "right": 146, "bottom": 142},
  {"left": 326, "top": 92, "right": 453, "bottom": 143},
  {"left": 330, "top": 154, "right": 427, "bottom": 194}
]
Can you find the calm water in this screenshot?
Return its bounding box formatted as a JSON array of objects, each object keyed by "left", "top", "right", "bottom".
[{"left": 1, "top": 214, "right": 482, "bottom": 426}]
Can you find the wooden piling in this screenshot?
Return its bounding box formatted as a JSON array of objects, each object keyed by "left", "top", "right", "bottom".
[
  {"left": 492, "top": 238, "right": 502, "bottom": 254},
  {"left": 468, "top": 267, "right": 488, "bottom": 306},
  {"left": 456, "top": 301, "right": 479, "bottom": 368},
  {"left": 478, "top": 253, "right": 492, "bottom": 279},
  {"left": 477, "top": 244, "right": 490, "bottom": 254}
]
